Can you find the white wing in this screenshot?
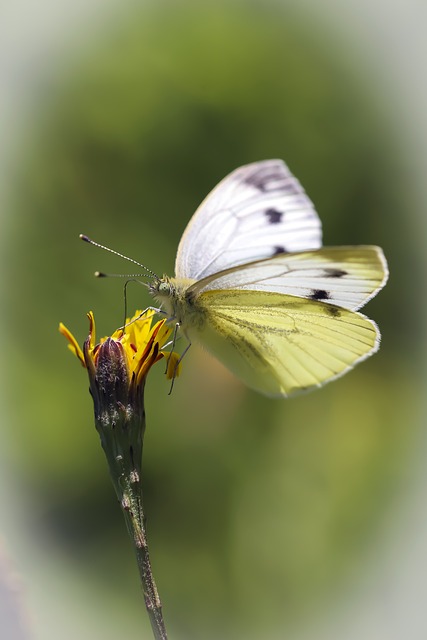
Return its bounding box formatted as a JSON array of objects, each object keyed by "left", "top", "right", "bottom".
[
  {"left": 175, "top": 159, "right": 322, "bottom": 280},
  {"left": 188, "top": 246, "right": 388, "bottom": 311}
]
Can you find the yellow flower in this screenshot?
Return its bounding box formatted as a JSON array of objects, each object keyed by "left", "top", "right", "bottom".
[
  {"left": 59, "top": 310, "right": 180, "bottom": 386},
  {"left": 60, "top": 309, "right": 181, "bottom": 460},
  {"left": 60, "top": 309, "right": 181, "bottom": 426}
]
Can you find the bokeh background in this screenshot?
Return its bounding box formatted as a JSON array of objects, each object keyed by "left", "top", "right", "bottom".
[{"left": 0, "top": 1, "right": 425, "bottom": 639}]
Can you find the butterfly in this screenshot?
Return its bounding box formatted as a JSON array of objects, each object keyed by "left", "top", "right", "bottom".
[{"left": 146, "top": 159, "right": 388, "bottom": 397}]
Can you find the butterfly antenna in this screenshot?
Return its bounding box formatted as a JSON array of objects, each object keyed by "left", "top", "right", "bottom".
[
  {"left": 80, "top": 234, "right": 159, "bottom": 279},
  {"left": 95, "top": 271, "right": 150, "bottom": 282}
]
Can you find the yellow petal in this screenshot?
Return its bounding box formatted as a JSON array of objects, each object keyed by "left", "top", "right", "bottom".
[
  {"left": 59, "top": 322, "right": 85, "bottom": 367},
  {"left": 86, "top": 311, "right": 96, "bottom": 353},
  {"left": 164, "top": 351, "right": 181, "bottom": 379}
]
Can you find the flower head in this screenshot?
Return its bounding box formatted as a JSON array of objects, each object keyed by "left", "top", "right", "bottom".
[
  {"left": 60, "top": 310, "right": 179, "bottom": 383},
  {"left": 59, "top": 310, "right": 180, "bottom": 461}
]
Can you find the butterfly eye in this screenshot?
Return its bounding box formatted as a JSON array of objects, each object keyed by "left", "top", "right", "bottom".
[{"left": 158, "top": 282, "right": 171, "bottom": 294}]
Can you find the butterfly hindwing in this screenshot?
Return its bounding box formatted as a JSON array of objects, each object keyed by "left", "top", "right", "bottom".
[
  {"left": 175, "top": 159, "right": 322, "bottom": 281},
  {"left": 193, "top": 289, "right": 380, "bottom": 397}
]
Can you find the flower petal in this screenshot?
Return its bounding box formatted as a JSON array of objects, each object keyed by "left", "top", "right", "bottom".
[
  {"left": 59, "top": 322, "right": 86, "bottom": 367},
  {"left": 164, "top": 351, "right": 181, "bottom": 379}
]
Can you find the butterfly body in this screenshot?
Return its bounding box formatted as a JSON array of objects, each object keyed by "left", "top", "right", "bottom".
[
  {"left": 147, "top": 160, "right": 388, "bottom": 397},
  {"left": 150, "top": 276, "right": 200, "bottom": 326}
]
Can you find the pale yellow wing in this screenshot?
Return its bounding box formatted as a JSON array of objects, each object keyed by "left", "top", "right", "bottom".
[{"left": 193, "top": 290, "right": 381, "bottom": 397}]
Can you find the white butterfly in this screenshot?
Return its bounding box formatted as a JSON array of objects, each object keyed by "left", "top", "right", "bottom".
[{"left": 148, "top": 159, "right": 388, "bottom": 397}]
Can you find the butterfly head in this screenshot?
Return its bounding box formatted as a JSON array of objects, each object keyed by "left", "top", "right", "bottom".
[
  {"left": 149, "top": 275, "right": 200, "bottom": 326},
  {"left": 149, "top": 275, "right": 173, "bottom": 296},
  {"left": 148, "top": 275, "right": 176, "bottom": 317}
]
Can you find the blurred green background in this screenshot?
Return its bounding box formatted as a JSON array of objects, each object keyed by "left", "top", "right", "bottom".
[{"left": 0, "top": 1, "right": 425, "bottom": 639}]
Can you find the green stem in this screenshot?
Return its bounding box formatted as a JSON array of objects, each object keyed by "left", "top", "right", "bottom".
[
  {"left": 110, "top": 454, "right": 168, "bottom": 640},
  {"left": 89, "top": 338, "right": 168, "bottom": 638}
]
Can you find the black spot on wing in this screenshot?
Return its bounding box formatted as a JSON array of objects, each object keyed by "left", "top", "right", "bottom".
[
  {"left": 265, "top": 208, "right": 283, "bottom": 224},
  {"left": 324, "top": 268, "right": 347, "bottom": 278},
  {"left": 326, "top": 305, "right": 341, "bottom": 318},
  {"left": 244, "top": 168, "right": 274, "bottom": 192},
  {"left": 244, "top": 165, "right": 300, "bottom": 194},
  {"left": 272, "top": 245, "right": 287, "bottom": 255},
  {"left": 245, "top": 173, "right": 266, "bottom": 191},
  {"left": 310, "top": 289, "right": 330, "bottom": 301},
  {"left": 309, "top": 290, "right": 341, "bottom": 317}
]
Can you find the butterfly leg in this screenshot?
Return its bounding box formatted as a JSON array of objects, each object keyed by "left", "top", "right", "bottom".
[
  {"left": 119, "top": 306, "right": 166, "bottom": 332},
  {"left": 121, "top": 278, "right": 166, "bottom": 328},
  {"left": 122, "top": 278, "right": 136, "bottom": 327},
  {"left": 167, "top": 326, "right": 192, "bottom": 395},
  {"left": 164, "top": 321, "right": 180, "bottom": 374}
]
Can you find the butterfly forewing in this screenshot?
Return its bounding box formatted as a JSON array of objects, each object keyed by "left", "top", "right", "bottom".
[
  {"left": 188, "top": 246, "right": 388, "bottom": 312},
  {"left": 175, "top": 159, "right": 322, "bottom": 281}
]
